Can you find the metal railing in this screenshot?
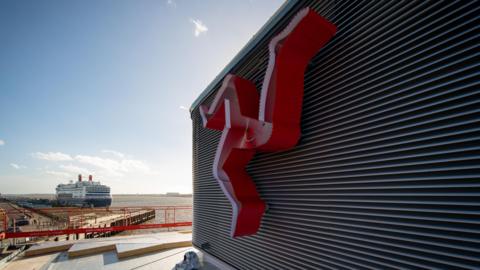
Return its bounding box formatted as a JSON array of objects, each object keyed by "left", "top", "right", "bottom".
[
  {"left": 0, "top": 205, "right": 192, "bottom": 239},
  {"left": 0, "top": 245, "right": 25, "bottom": 270}
]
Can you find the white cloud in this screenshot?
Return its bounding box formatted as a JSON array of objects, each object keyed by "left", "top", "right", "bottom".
[
  {"left": 0, "top": 139, "right": 4, "bottom": 146},
  {"left": 10, "top": 163, "right": 20, "bottom": 169},
  {"left": 75, "top": 154, "right": 151, "bottom": 177},
  {"left": 76, "top": 155, "right": 121, "bottom": 171},
  {"left": 59, "top": 164, "right": 90, "bottom": 175},
  {"left": 10, "top": 163, "right": 26, "bottom": 169},
  {"left": 166, "top": 0, "right": 176, "bottom": 7},
  {"left": 45, "top": 170, "right": 71, "bottom": 178},
  {"left": 32, "top": 150, "right": 154, "bottom": 183},
  {"left": 190, "top": 18, "right": 208, "bottom": 37},
  {"left": 101, "top": 149, "right": 126, "bottom": 158},
  {"left": 179, "top": 105, "right": 189, "bottom": 111},
  {"left": 32, "top": 152, "right": 73, "bottom": 161},
  {"left": 120, "top": 159, "right": 150, "bottom": 172}
]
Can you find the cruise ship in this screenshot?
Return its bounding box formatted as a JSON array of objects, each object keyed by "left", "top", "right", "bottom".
[{"left": 56, "top": 174, "right": 112, "bottom": 207}]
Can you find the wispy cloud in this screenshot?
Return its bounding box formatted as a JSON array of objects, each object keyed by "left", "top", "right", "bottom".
[
  {"left": 190, "top": 18, "right": 208, "bottom": 37},
  {"left": 179, "top": 105, "right": 189, "bottom": 111},
  {"left": 75, "top": 154, "right": 151, "bottom": 177},
  {"left": 33, "top": 150, "right": 153, "bottom": 180},
  {"left": 75, "top": 155, "right": 121, "bottom": 172},
  {"left": 10, "top": 163, "right": 26, "bottom": 169},
  {"left": 43, "top": 165, "right": 89, "bottom": 180},
  {"left": 32, "top": 152, "right": 73, "bottom": 161},
  {"left": 45, "top": 170, "right": 71, "bottom": 178},
  {"left": 166, "top": 0, "right": 176, "bottom": 7},
  {"left": 59, "top": 164, "right": 90, "bottom": 175},
  {"left": 101, "top": 149, "right": 126, "bottom": 159},
  {"left": 0, "top": 139, "right": 5, "bottom": 146}
]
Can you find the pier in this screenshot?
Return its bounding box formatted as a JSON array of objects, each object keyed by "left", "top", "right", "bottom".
[{"left": 0, "top": 203, "right": 192, "bottom": 240}]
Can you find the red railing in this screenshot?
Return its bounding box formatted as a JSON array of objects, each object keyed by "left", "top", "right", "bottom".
[
  {"left": 0, "top": 205, "right": 192, "bottom": 239},
  {"left": 5, "top": 222, "right": 193, "bottom": 238},
  {"left": 0, "top": 208, "right": 6, "bottom": 240}
]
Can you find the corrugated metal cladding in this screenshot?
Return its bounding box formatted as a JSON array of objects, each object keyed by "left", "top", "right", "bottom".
[{"left": 191, "top": 0, "right": 480, "bottom": 269}]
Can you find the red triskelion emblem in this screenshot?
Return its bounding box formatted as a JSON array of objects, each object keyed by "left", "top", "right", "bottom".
[{"left": 200, "top": 8, "right": 337, "bottom": 237}]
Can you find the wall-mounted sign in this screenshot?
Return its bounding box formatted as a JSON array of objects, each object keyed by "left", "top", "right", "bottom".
[{"left": 200, "top": 8, "right": 337, "bottom": 237}]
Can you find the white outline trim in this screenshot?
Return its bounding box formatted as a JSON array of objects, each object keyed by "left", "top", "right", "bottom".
[{"left": 259, "top": 8, "right": 310, "bottom": 122}]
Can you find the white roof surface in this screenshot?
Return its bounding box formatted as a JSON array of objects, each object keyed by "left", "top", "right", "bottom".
[{"left": 5, "top": 232, "right": 222, "bottom": 270}]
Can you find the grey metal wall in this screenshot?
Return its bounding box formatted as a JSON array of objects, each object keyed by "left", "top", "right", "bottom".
[{"left": 191, "top": 1, "right": 480, "bottom": 269}]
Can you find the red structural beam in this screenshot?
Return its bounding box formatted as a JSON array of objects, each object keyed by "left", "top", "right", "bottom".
[
  {"left": 3, "top": 205, "right": 192, "bottom": 214},
  {"left": 4, "top": 222, "right": 192, "bottom": 239}
]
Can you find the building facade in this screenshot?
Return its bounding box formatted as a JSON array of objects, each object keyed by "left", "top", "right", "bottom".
[{"left": 191, "top": 1, "right": 480, "bottom": 269}]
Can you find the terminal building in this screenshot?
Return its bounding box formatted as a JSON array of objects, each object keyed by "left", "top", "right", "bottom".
[{"left": 190, "top": 0, "right": 479, "bottom": 269}]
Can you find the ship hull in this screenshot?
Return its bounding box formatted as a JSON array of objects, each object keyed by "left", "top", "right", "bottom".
[{"left": 57, "top": 197, "right": 112, "bottom": 207}]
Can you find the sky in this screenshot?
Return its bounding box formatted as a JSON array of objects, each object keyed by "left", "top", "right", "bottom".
[{"left": 0, "top": 0, "right": 284, "bottom": 194}]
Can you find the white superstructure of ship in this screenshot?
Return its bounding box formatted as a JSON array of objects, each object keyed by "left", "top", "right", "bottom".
[{"left": 56, "top": 174, "right": 111, "bottom": 207}]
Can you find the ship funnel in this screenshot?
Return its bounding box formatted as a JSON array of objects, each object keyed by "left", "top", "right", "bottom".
[
  {"left": 89, "top": 175, "right": 93, "bottom": 181},
  {"left": 78, "top": 174, "right": 82, "bottom": 182}
]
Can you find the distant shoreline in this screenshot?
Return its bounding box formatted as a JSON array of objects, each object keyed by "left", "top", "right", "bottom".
[
  {"left": 2, "top": 193, "right": 193, "bottom": 208},
  {"left": 1, "top": 193, "right": 193, "bottom": 200}
]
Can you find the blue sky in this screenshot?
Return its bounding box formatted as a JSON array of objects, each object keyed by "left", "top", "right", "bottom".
[{"left": 0, "top": 0, "right": 284, "bottom": 194}]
